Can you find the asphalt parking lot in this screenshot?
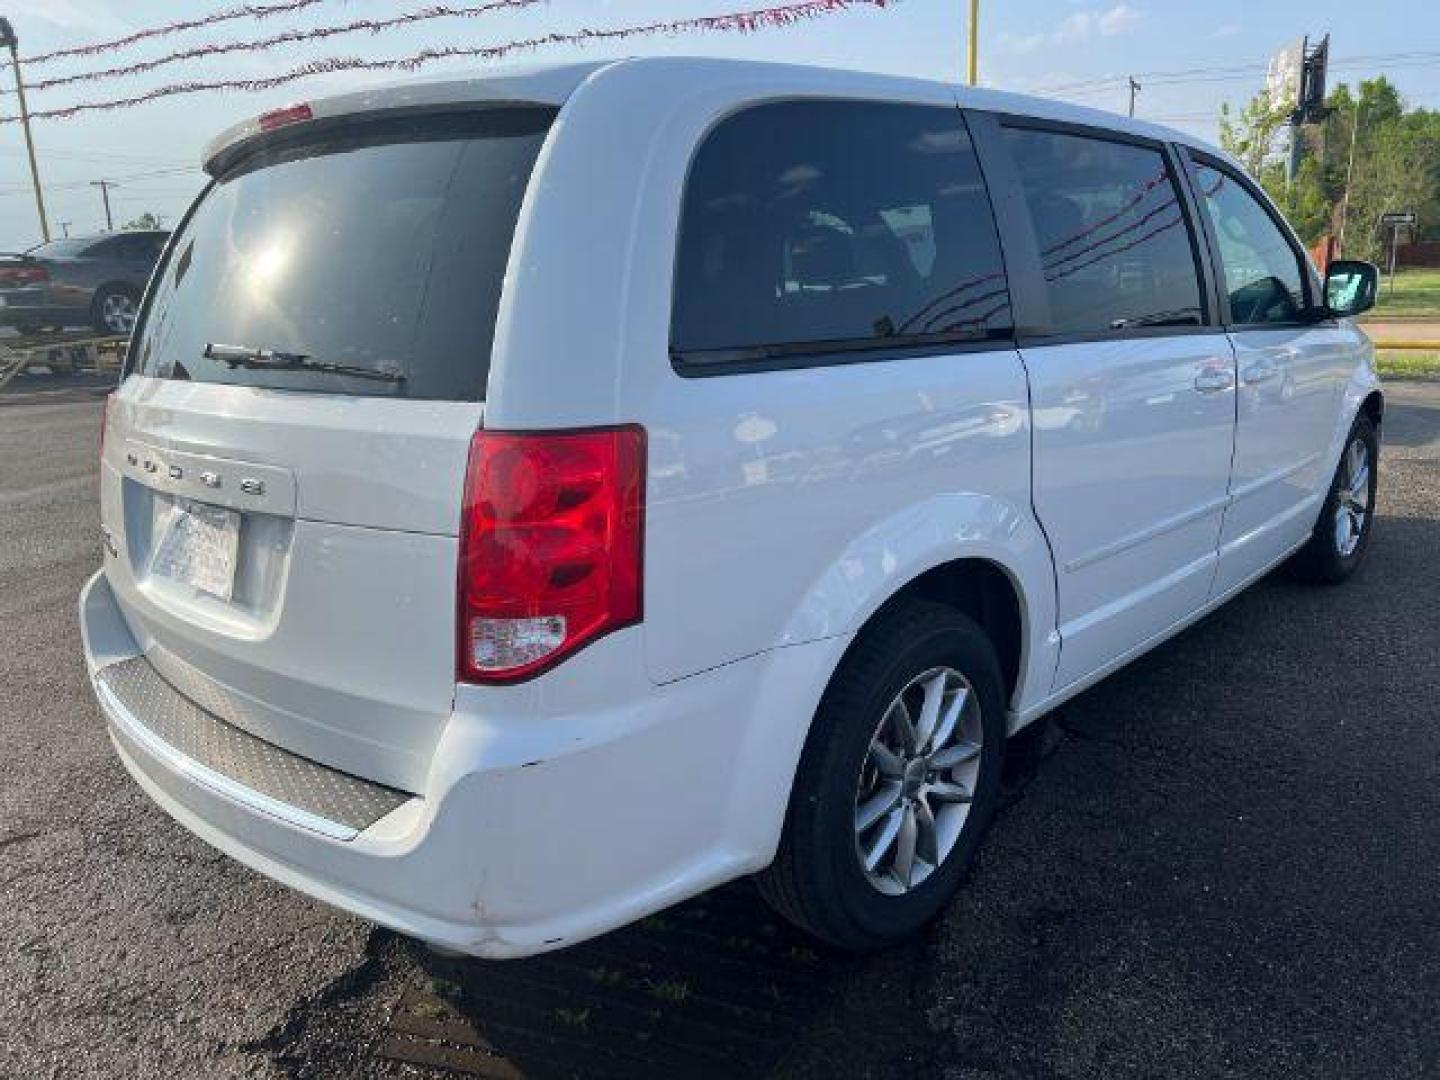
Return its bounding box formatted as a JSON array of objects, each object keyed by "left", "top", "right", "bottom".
[{"left": 2, "top": 374, "right": 1438, "bottom": 1080}]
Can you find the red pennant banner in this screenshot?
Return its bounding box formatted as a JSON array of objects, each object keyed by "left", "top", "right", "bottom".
[{"left": 0, "top": 0, "right": 892, "bottom": 125}]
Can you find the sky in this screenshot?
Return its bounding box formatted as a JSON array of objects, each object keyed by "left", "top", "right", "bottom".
[{"left": 1, "top": 0, "right": 1437, "bottom": 249}]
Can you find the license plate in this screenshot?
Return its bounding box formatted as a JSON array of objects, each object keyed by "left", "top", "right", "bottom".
[{"left": 150, "top": 500, "right": 240, "bottom": 600}]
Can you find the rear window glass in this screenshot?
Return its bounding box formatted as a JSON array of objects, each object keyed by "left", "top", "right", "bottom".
[
  {"left": 132, "top": 109, "right": 554, "bottom": 400},
  {"left": 28, "top": 238, "right": 93, "bottom": 258},
  {"left": 1002, "top": 127, "right": 1204, "bottom": 335},
  {"left": 672, "top": 100, "right": 1012, "bottom": 368}
]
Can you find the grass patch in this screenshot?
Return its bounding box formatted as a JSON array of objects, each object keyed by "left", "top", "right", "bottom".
[
  {"left": 1376, "top": 350, "right": 1440, "bottom": 377},
  {"left": 1369, "top": 268, "right": 1440, "bottom": 319}
]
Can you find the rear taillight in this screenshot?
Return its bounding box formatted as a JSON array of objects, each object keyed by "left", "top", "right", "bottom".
[
  {"left": 458, "top": 426, "right": 645, "bottom": 683},
  {"left": 0, "top": 265, "right": 47, "bottom": 284}
]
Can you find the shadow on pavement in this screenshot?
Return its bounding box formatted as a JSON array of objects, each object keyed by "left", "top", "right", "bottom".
[{"left": 369, "top": 723, "right": 1063, "bottom": 1080}]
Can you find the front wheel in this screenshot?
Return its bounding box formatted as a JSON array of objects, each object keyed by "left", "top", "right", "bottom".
[
  {"left": 756, "top": 600, "right": 1007, "bottom": 951},
  {"left": 1291, "top": 412, "right": 1379, "bottom": 584}
]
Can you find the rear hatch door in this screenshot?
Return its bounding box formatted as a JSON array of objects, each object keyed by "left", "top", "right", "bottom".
[{"left": 101, "top": 106, "right": 554, "bottom": 792}]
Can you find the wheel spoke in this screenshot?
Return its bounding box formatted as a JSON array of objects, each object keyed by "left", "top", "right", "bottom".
[
  {"left": 929, "top": 685, "right": 969, "bottom": 755},
  {"left": 914, "top": 797, "right": 939, "bottom": 866},
  {"left": 914, "top": 671, "right": 948, "bottom": 752},
  {"left": 1349, "top": 463, "right": 1370, "bottom": 505},
  {"left": 888, "top": 699, "right": 919, "bottom": 756},
  {"left": 864, "top": 807, "right": 905, "bottom": 873},
  {"left": 868, "top": 741, "right": 904, "bottom": 779},
  {"left": 928, "top": 779, "right": 973, "bottom": 804},
  {"left": 856, "top": 782, "right": 903, "bottom": 832},
  {"left": 892, "top": 804, "right": 918, "bottom": 887},
  {"left": 930, "top": 741, "right": 981, "bottom": 771}
]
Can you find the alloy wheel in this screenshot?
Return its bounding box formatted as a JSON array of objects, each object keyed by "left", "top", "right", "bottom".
[
  {"left": 1333, "top": 437, "right": 1371, "bottom": 558},
  {"left": 102, "top": 294, "right": 137, "bottom": 334},
  {"left": 854, "top": 666, "right": 984, "bottom": 895}
]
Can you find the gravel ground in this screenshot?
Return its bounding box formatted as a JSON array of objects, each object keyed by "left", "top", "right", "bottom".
[{"left": 1, "top": 376, "right": 1436, "bottom": 1079}]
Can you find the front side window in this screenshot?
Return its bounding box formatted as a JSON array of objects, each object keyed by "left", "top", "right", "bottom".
[
  {"left": 1193, "top": 161, "right": 1308, "bottom": 326},
  {"left": 1004, "top": 127, "right": 1205, "bottom": 336},
  {"left": 672, "top": 101, "right": 1012, "bottom": 365}
]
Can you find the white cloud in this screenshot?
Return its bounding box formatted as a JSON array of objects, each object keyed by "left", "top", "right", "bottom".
[
  {"left": 1098, "top": 5, "right": 1144, "bottom": 36},
  {"left": 1001, "top": 5, "right": 1144, "bottom": 54},
  {"left": 1212, "top": 23, "right": 1242, "bottom": 38}
]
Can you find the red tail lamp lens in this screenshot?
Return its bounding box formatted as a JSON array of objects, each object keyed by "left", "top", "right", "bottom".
[{"left": 458, "top": 427, "right": 645, "bottom": 683}]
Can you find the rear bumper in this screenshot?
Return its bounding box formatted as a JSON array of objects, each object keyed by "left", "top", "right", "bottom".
[
  {"left": 0, "top": 287, "right": 82, "bottom": 324},
  {"left": 80, "top": 570, "right": 840, "bottom": 957}
]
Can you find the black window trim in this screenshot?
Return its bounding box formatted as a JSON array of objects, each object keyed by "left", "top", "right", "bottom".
[
  {"left": 667, "top": 99, "right": 1019, "bottom": 379},
  {"left": 1178, "top": 146, "right": 1332, "bottom": 333},
  {"left": 971, "top": 110, "right": 1223, "bottom": 349}
]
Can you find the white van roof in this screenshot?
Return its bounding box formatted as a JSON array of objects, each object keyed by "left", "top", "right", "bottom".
[{"left": 203, "top": 56, "right": 1222, "bottom": 173}]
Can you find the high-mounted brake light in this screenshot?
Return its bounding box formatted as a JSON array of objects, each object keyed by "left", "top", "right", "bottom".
[
  {"left": 458, "top": 426, "right": 646, "bottom": 683},
  {"left": 259, "top": 103, "right": 313, "bottom": 131}
]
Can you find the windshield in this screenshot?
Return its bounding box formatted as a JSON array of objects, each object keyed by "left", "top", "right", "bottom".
[{"left": 132, "top": 108, "right": 554, "bottom": 400}]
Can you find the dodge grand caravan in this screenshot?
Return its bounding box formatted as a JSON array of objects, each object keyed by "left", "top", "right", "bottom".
[{"left": 80, "top": 58, "right": 1383, "bottom": 955}]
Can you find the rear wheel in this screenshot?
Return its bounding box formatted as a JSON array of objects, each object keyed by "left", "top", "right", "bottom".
[
  {"left": 92, "top": 286, "right": 139, "bottom": 336},
  {"left": 756, "top": 599, "right": 1006, "bottom": 951},
  {"left": 1290, "top": 412, "right": 1379, "bottom": 584}
]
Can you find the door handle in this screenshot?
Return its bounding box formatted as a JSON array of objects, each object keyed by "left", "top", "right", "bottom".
[{"left": 1193, "top": 365, "right": 1235, "bottom": 394}]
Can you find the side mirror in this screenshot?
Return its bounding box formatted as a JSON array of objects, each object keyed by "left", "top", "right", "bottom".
[{"left": 1324, "top": 260, "right": 1379, "bottom": 318}]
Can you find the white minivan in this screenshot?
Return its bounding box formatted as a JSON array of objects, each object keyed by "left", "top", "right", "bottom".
[{"left": 81, "top": 58, "right": 1383, "bottom": 956}]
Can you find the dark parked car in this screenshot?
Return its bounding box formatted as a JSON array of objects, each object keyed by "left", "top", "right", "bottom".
[{"left": 0, "top": 230, "right": 168, "bottom": 336}]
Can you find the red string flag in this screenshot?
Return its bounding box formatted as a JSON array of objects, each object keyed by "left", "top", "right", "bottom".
[
  {"left": 12, "top": 0, "right": 547, "bottom": 95},
  {"left": 21, "top": 0, "right": 343, "bottom": 67},
  {"left": 0, "top": 0, "right": 893, "bottom": 125}
]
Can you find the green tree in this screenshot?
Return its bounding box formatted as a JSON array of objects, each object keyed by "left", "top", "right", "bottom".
[
  {"left": 1219, "top": 94, "right": 1292, "bottom": 175},
  {"left": 124, "top": 211, "right": 162, "bottom": 230},
  {"left": 1217, "top": 76, "right": 1440, "bottom": 261}
]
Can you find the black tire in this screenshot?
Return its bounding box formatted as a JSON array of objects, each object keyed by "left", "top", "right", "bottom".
[
  {"left": 1290, "top": 411, "right": 1379, "bottom": 585},
  {"left": 91, "top": 285, "right": 139, "bottom": 336},
  {"left": 756, "top": 599, "right": 1007, "bottom": 951}
]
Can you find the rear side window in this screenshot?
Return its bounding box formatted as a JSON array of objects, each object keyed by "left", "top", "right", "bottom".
[
  {"left": 1003, "top": 127, "right": 1204, "bottom": 335},
  {"left": 1192, "top": 161, "right": 1308, "bottom": 326},
  {"left": 133, "top": 109, "right": 554, "bottom": 401},
  {"left": 672, "top": 101, "right": 1012, "bottom": 368}
]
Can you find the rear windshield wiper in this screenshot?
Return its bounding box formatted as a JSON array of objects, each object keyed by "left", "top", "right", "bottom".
[{"left": 203, "top": 342, "right": 405, "bottom": 383}]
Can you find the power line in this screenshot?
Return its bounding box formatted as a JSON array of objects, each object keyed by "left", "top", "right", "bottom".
[
  {"left": 0, "top": 0, "right": 893, "bottom": 125},
  {"left": 1032, "top": 49, "right": 1440, "bottom": 96}
]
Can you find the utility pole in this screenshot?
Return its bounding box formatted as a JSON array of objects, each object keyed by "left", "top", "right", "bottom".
[
  {"left": 1128, "top": 76, "right": 1141, "bottom": 118},
  {"left": 92, "top": 180, "right": 118, "bottom": 231},
  {"left": 965, "top": 0, "right": 979, "bottom": 86},
  {"left": 57, "top": 219, "right": 70, "bottom": 238},
  {"left": 0, "top": 18, "right": 51, "bottom": 243}
]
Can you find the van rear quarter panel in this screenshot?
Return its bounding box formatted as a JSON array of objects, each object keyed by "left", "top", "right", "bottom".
[{"left": 487, "top": 60, "right": 1057, "bottom": 704}]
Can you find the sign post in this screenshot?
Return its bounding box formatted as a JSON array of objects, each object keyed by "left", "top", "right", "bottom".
[{"left": 1380, "top": 211, "right": 1418, "bottom": 296}]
